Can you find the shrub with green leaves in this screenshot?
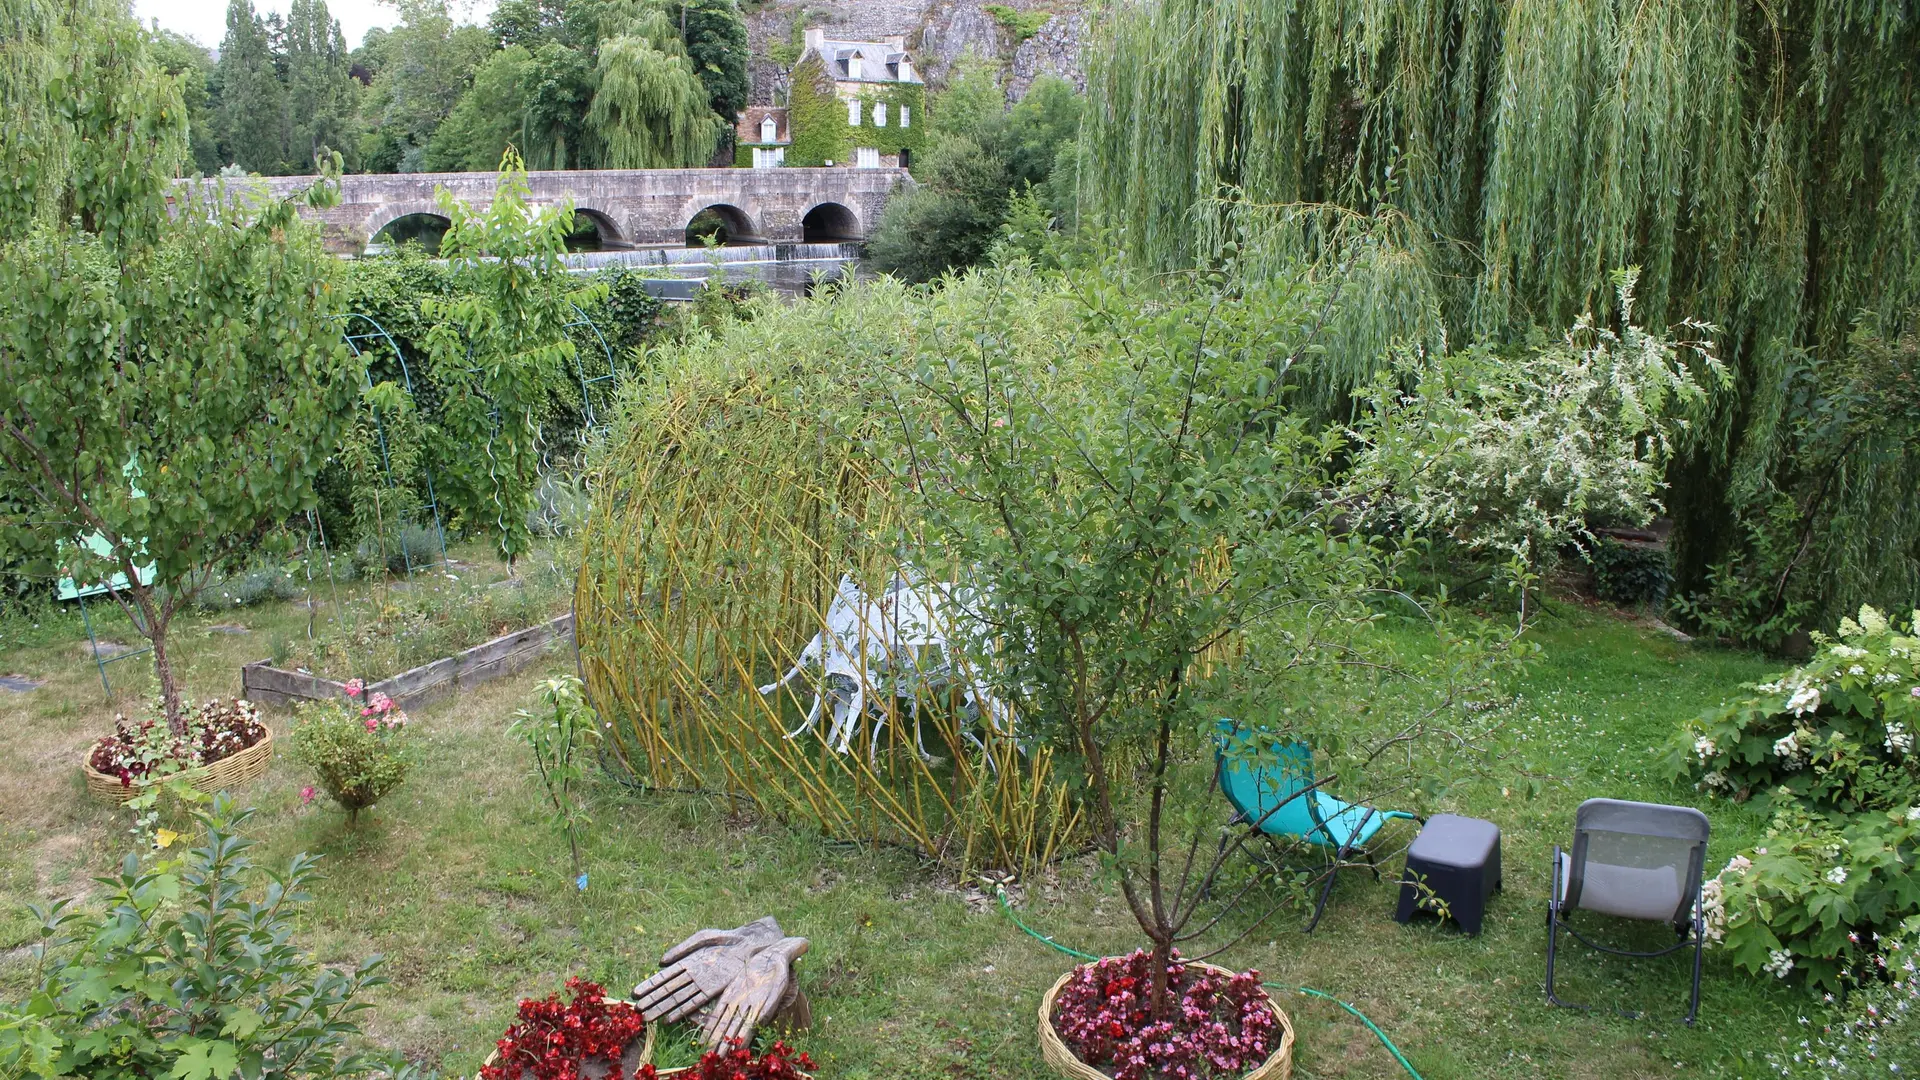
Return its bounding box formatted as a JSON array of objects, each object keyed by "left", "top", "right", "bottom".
[
  {"left": 0, "top": 797, "right": 424, "bottom": 1080},
  {"left": 1669, "top": 606, "right": 1920, "bottom": 811},
  {"left": 1763, "top": 927, "right": 1920, "bottom": 1075},
  {"left": 1701, "top": 799, "right": 1920, "bottom": 993},
  {"left": 1586, "top": 537, "right": 1671, "bottom": 607},
  {"left": 288, "top": 692, "right": 413, "bottom": 825}
]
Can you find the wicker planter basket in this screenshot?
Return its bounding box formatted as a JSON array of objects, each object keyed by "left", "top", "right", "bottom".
[
  {"left": 476, "top": 1025, "right": 653, "bottom": 1080},
  {"left": 1037, "top": 961, "right": 1295, "bottom": 1080},
  {"left": 83, "top": 728, "right": 275, "bottom": 804}
]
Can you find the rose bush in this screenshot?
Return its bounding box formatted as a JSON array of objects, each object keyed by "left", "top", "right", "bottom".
[
  {"left": 480, "top": 978, "right": 646, "bottom": 1080},
  {"left": 1701, "top": 798, "right": 1920, "bottom": 992},
  {"left": 1668, "top": 606, "right": 1920, "bottom": 811},
  {"left": 1050, "top": 950, "right": 1280, "bottom": 1080},
  {"left": 287, "top": 684, "right": 412, "bottom": 825}
]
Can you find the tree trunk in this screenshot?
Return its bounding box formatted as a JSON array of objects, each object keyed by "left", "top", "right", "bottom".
[
  {"left": 1148, "top": 935, "right": 1174, "bottom": 1016},
  {"left": 149, "top": 615, "right": 184, "bottom": 735}
]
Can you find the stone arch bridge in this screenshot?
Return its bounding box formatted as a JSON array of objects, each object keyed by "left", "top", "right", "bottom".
[{"left": 235, "top": 167, "right": 910, "bottom": 254}]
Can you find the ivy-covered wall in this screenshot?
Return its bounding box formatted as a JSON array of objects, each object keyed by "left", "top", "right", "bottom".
[
  {"left": 787, "top": 55, "right": 847, "bottom": 167},
  {"left": 783, "top": 53, "right": 927, "bottom": 168}
]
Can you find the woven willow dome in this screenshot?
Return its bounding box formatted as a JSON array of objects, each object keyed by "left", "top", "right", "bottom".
[{"left": 576, "top": 371, "right": 1077, "bottom": 871}]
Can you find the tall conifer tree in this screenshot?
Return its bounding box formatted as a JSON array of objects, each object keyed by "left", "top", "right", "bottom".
[{"left": 215, "top": 0, "right": 288, "bottom": 172}]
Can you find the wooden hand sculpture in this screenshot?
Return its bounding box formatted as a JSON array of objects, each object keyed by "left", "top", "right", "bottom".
[
  {"left": 699, "top": 936, "right": 810, "bottom": 1049},
  {"left": 631, "top": 917, "right": 783, "bottom": 1023}
]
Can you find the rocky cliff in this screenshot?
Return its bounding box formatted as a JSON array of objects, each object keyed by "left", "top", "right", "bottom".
[{"left": 742, "top": 0, "right": 1086, "bottom": 106}]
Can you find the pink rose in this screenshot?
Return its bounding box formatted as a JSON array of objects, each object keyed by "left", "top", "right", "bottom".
[
  {"left": 300, "top": 786, "right": 316, "bottom": 805},
  {"left": 365, "top": 717, "right": 378, "bottom": 731},
  {"left": 369, "top": 692, "right": 394, "bottom": 714},
  {"left": 344, "top": 678, "right": 364, "bottom": 698}
]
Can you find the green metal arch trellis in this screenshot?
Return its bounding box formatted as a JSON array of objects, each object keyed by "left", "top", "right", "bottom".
[{"left": 334, "top": 312, "right": 450, "bottom": 574}]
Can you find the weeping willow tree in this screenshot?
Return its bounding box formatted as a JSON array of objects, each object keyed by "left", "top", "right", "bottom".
[
  {"left": 587, "top": 7, "right": 724, "bottom": 169},
  {"left": 1083, "top": 0, "right": 1920, "bottom": 637}
]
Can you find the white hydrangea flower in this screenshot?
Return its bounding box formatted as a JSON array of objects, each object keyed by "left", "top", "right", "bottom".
[
  {"left": 1840, "top": 617, "right": 1864, "bottom": 638},
  {"left": 1849, "top": 664, "right": 1867, "bottom": 676},
  {"left": 1694, "top": 735, "right": 1717, "bottom": 760},
  {"left": 1701, "top": 770, "right": 1730, "bottom": 790},
  {"left": 1826, "top": 866, "right": 1848, "bottom": 885},
  {"left": 1859, "top": 606, "right": 1889, "bottom": 636},
  {"left": 1887, "top": 721, "right": 1914, "bottom": 756},
  {"left": 1787, "top": 686, "right": 1822, "bottom": 716},
  {"left": 1774, "top": 731, "right": 1801, "bottom": 759},
  {"left": 1831, "top": 644, "right": 1869, "bottom": 659},
  {"left": 1765, "top": 949, "right": 1795, "bottom": 978},
  {"left": 1906, "top": 806, "right": 1920, "bottom": 822}
]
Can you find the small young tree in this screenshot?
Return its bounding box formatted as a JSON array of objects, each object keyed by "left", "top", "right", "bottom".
[
  {"left": 0, "top": 10, "right": 358, "bottom": 734},
  {"left": 883, "top": 250, "right": 1717, "bottom": 1013},
  {"left": 884, "top": 254, "right": 1516, "bottom": 1010},
  {"left": 423, "top": 149, "right": 605, "bottom": 569}
]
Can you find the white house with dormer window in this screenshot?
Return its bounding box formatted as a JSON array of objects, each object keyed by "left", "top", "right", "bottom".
[{"left": 736, "top": 28, "right": 923, "bottom": 170}]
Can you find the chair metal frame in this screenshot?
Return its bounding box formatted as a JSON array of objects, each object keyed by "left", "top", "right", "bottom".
[
  {"left": 1213, "top": 720, "right": 1420, "bottom": 932},
  {"left": 1545, "top": 797, "right": 1708, "bottom": 1025}
]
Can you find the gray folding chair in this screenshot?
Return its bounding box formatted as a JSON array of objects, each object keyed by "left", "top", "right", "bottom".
[{"left": 1546, "top": 798, "right": 1709, "bottom": 1024}]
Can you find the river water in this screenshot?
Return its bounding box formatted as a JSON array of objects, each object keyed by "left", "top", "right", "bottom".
[{"left": 561, "top": 242, "right": 868, "bottom": 298}]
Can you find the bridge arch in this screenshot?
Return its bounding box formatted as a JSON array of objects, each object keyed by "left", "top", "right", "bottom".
[
  {"left": 569, "top": 207, "right": 624, "bottom": 250},
  {"left": 684, "top": 203, "right": 761, "bottom": 246},
  {"left": 801, "top": 201, "right": 863, "bottom": 243},
  {"left": 366, "top": 205, "right": 454, "bottom": 254}
]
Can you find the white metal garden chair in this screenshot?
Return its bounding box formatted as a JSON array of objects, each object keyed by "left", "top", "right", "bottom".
[{"left": 757, "top": 569, "right": 1012, "bottom": 763}]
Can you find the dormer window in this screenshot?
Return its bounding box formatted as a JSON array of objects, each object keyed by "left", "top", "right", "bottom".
[
  {"left": 848, "top": 53, "right": 863, "bottom": 80},
  {"left": 760, "top": 116, "right": 778, "bottom": 143},
  {"left": 873, "top": 102, "right": 887, "bottom": 127},
  {"left": 847, "top": 98, "right": 862, "bottom": 126}
]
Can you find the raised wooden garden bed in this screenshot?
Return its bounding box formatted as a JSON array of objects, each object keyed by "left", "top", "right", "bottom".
[{"left": 243, "top": 613, "right": 574, "bottom": 711}]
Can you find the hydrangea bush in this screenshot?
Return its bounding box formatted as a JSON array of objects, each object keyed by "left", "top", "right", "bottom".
[
  {"left": 1765, "top": 929, "right": 1920, "bottom": 1075},
  {"left": 1050, "top": 950, "right": 1280, "bottom": 1080},
  {"left": 1669, "top": 606, "right": 1920, "bottom": 811},
  {"left": 1701, "top": 800, "right": 1920, "bottom": 992},
  {"left": 287, "top": 682, "right": 412, "bottom": 826}
]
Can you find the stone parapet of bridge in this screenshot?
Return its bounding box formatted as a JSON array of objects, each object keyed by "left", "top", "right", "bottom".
[{"left": 207, "top": 167, "right": 909, "bottom": 254}]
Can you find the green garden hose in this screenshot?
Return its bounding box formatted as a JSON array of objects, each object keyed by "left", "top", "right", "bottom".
[{"left": 994, "top": 890, "right": 1426, "bottom": 1080}]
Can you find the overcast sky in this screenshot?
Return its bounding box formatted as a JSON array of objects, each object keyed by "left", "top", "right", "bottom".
[{"left": 132, "top": 0, "right": 498, "bottom": 52}]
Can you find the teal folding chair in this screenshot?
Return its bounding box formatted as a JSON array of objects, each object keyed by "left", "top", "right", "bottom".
[{"left": 1214, "top": 719, "right": 1419, "bottom": 931}]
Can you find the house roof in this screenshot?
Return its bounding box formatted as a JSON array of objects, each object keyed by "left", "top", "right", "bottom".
[
  {"left": 735, "top": 106, "right": 790, "bottom": 145},
  {"left": 813, "top": 39, "right": 921, "bottom": 83}
]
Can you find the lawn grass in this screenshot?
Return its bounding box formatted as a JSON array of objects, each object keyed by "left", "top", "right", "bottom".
[{"left": 0, "top": 579, "right": 1856, "bottom": 1079}]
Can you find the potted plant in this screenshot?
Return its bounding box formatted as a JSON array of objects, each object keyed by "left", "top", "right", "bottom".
[
  {"left": 1039, "top": 951, "right": 1290, "bottom": 1080},
  {"left": 638, "top": 1039, "right": 813, "bottom": 1079},
  {"left": 479, "top": 978, "right": 653, "bottom": 1080},
  {"left": 879, "top": 251, "right": 1691, "bottom": 1075},
  {"left": 83, "top": 696, "right": 274, "bottom": 803}
]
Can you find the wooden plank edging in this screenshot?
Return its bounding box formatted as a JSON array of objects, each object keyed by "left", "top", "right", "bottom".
[{"left": 239, "top": 613, "right": 574, "bottom": 711}]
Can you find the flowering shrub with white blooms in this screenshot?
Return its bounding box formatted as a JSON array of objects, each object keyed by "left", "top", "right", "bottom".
[
  {"left": 1766, "top": 927, "right": 1920, "bottom": 1076},
  {"left": 1347, "top": 270, "right": 1725, "bottom": 574},
  {"left": 1670, "top": 606, "right": 1920, "bottom": 812},
  {"left": 1703, "top": 798, "right": 1920, "bottom": 992}
]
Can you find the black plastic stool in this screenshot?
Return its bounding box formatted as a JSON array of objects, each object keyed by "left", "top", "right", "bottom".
[{"left": 1394, "top": 814, "right": 1501, "bottom": 935}]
